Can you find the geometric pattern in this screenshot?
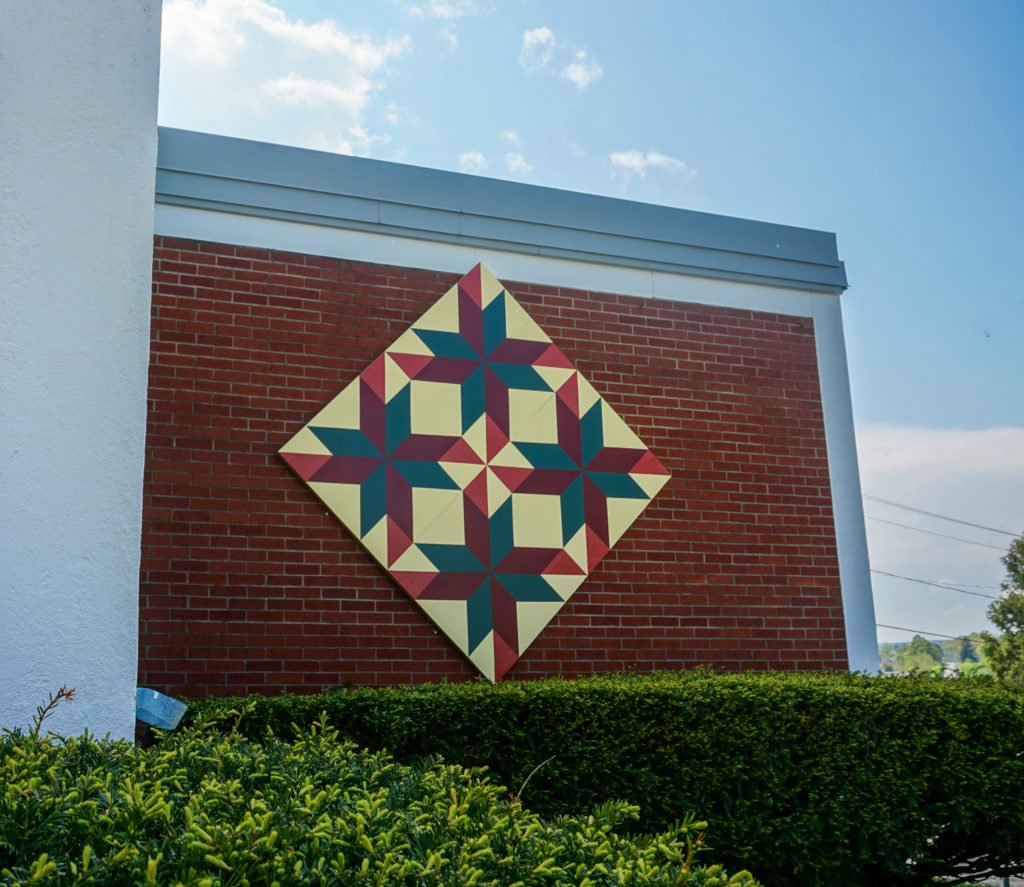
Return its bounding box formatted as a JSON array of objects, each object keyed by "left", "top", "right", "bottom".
[{"left": 279, "top": 264, "right": 670, "bottom": 680}]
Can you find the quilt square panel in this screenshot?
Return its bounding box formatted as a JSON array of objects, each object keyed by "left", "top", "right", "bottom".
[{"left": 279, "top": 264, "right": 670, "bottom": 680}]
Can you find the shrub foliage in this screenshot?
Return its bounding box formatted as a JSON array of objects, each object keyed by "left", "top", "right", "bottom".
[
  {"left": 0, "top": 709, "right": 756, "bottom": 887},
  {"left": 190, "top": 672, "right": 1024, "bottom": 887}
]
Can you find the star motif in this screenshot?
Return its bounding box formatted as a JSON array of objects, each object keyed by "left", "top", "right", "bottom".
[{"left": 280, "top": 264, "right": 669, "bottom": 680}]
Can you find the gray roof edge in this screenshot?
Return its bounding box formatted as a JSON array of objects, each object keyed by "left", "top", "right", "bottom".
[{"left": 156, "top": 127, "right": 849, "bottom": 293}]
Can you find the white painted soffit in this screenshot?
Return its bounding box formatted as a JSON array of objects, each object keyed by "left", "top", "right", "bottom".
[{"left": 155, "top": 127, "right": 848, "bottom": 295}]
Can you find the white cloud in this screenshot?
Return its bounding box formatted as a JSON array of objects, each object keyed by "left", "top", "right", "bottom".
[
  {"left": 561, "top": 50, "right": 602, "bottom": 91},
  {"left": 456, "top": 145, "right": 531, "bottom": 178},
  {"left": 385, "top": 103, "right": 420, "bottom": 127},
  {"left": 309, "top": 125, "right": 390, "bottom": 157},
  {"left": 404, "top": 0, "right": 479, "bottom": 52},
  {"left": 160, "top": 0, "right": 408, "bottom": 154},
  {"left": 858, "top": 425, "right": 1024, "bottom": 475},
  {"left": 565, "top": 140, "right": 586, "bottom": 158},
  {"left": 408, "top": 0, "right": 478, "bottom": 20},
  {"left": 164, "top": 0, "right": 407, "bottom": 64},
  {"left": 162, "top": 0, "right": 249, "bottom": 65},
  {"left": 501, "top": 130, "right": 521, "bottom": 148},
  {"left": 519, "top": 27, "right": 602, "bottom": 92},
  {"left": 857, "top": 424, "right": 1024, "bottom": 642},
  {"left": 504, "top": 153, "right": 532, "bottom": 175},
  {"left": 261, "top": 73, "right": 364, "bottom": 111},
  {"left": 458, "top": 151, "right": 488, "bottom": 174},
  {"left": 519, "top": 26, "right": 555, "bottom": 72},
  {"left": 610, "top": 150, "right": 689, "bottom": 178}
]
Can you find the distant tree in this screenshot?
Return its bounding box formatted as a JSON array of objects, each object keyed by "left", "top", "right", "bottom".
[
  {"left": 954, "top": 633, "right": 990, "bottom": 675},
  {"left": 1004, "top": 536, "right": 1024, "bottom": 589},
  {"left": 897, "top": 634, "right": 944, "bottom": 674},
  {"left": 955, "top": 635, "right": 979, "bottom": 664},
  {"left": 877, "top": 642, "right": 901, "bottom": 672},
  {"left": 980, "top": 537, "right": 1024, "bottom": 682},
  {"left": 958, "top": 657, "right": 991, "bottom": 677}
]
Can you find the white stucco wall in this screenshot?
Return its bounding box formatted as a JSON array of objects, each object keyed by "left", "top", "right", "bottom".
[{"left": 0, "top": 1, "right": 162, "bottom": 738}]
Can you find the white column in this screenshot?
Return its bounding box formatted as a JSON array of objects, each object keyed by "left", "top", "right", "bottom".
[
  {"left": 813, "top": 296, "right": 880, "bottom": 672},
  {"left": 0, "top": 1, "right": 162, "bottom": 738}
]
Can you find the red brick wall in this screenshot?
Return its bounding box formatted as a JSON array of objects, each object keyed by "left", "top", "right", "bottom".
[{"left": 139, "top": 236, "right": 847, "bottom": 697}]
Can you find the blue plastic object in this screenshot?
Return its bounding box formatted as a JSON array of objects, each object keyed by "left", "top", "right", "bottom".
[{"left": 135, "top": 688, "right": 187, "bottom": 729}]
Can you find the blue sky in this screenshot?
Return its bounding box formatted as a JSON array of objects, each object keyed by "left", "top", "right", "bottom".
[{"left": 158, "top": 0, "right": 1024, "bottom": 645}]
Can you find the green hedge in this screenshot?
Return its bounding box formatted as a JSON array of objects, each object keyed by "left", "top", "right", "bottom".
[
  {"left": 190, "top": 672, "right": 1024, "bottom": 887},
  {"left": 0, "top": 715, "right": 757, "bottom": 886}
]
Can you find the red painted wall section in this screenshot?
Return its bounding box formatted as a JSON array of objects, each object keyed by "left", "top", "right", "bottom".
[{"left": 139, "top": 236, "right": 847, "bottom": 697}]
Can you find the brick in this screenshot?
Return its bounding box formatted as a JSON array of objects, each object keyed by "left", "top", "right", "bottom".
[{"left": 138, "top": 236, "right": 849, "bottom": 693}]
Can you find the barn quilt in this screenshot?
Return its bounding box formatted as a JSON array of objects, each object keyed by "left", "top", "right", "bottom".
[{"left": 279, "top": 264, "right": 669, "bottom": 680}]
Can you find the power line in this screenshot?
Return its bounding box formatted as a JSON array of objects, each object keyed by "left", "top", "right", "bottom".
[
  {"left": 875, "top": 623, "right": 985, "bottom": 644},
  {"left": 863, "top": 495, "right": 1021, "bottom": 537},
  {"left": 865, "top": 516, "right": 1008, "bottom": 551},
  {"left": 871, "top": 569, "right": 998, "bottom": 599}
]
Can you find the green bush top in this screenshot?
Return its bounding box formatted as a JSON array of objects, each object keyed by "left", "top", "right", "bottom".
[
  {"left": 0, "top": 708, "right": 756, "bottom": 887},
  {"left": 188, "top": 671, "right": 1024, "bottom": 887}
]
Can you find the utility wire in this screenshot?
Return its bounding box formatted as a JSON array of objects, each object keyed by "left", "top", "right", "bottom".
[
  {"left": 864, "top": 495, "right": 1021, "bottom": 537},
  {"left": 875, "top": 623, "right": 985, "bottom": 644},
  {"left": 871, "top": 569, "right": 998, "bottom": 599},
  {"left": 866, "top": 516, "right": 1007, "bottom": 551}
]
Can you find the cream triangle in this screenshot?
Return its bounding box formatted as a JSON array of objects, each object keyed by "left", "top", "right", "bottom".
[
  {"left": 360, "top": 515, "right": 389, "bottom": 567},
  {"left": 308, "top": 382, "right": 360, "bottom": 430},
  {"left": 479, "top": 264, "right": 505, "bottom": 308},
  {"left": 633, "top": 471, "right": 670, "bottom": 498},
  {"left": 516, "top": 600, "right": 565, "bottom": 651},
  {"left": 490, "top": 441, "right": 531, "bottom": 469},
  {"left": 601, "top": 400, "right": 645, "bottom": 449},
  {"left": 606, "top": 496, "right": 652, "bottom": 547},
  {"left": 534, "top": 365, "right": 576, "bottom": 392},
  {"left": 308, "top": 481, "right": 361, "bottom": 535},
  {"left": 418, "top": 599, "right": 470, "bottom": 653},
  {"left": 468, "top": 631, "right": 496, "bottom": 682},
  {"left": 542, "top": 573, "right": 587, "bottom": 602},
  {"left": 486, "top": 467, "right": 513, "bottom": 516},
  {"left": 281, "top": 425, "right": 332, "bottom": 457},
  {"left": 389, "top": 543, "right": 438, "bottom": 573},
  {"left": 384, "top": 354, "right": 411, "bottom": 402},
  {"left": 388, "top": 327, "right": 433, "bottom": 356},
  {"left": 439, "top": 461, "right": 484, "bottom": 490},
  {"left": 414, "top": 285, "right": 461, "bottom": 333},
  {"left": 463, "top": 416, "right": 487, "bottom": 462},
  {"left": 504, "top": 293, "right": 551, "bottom": 343},
  {"left": 564, "top": 526, "right": 589, "bottom": 572}
]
